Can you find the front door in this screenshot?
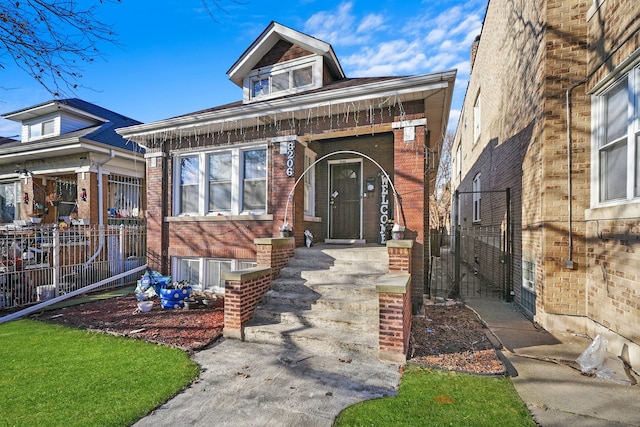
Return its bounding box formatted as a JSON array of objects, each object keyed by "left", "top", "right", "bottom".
[{"left": 329, "top": 161, "right": 362, "bottom": 239}]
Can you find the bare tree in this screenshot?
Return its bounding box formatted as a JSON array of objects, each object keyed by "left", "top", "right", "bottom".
[
  {"left": 429, "top": 131, "right": 454, "bottom": 231},
  {"left": 0, "top": 0, "right": 234, "bottom": 97}
]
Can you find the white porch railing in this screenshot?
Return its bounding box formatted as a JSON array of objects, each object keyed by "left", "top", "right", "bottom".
[{"left": 0, "top": 223, "right": 146, "bottom": 310}]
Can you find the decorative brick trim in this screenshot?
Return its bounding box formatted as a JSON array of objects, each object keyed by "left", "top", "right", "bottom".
[
  {"left": 376, "top": 273, "right": 412, "bottom": 363},
  {"left": 222, "top": 266, "right": 272, "bottom": 340}
]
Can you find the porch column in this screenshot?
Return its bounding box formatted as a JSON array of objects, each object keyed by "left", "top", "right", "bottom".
[{"left": 392, "top": 118, "right": 427, "bottom": 308}]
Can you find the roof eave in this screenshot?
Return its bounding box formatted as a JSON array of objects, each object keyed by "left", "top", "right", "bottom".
[{"left": 118, "top": 70, "right": 456, "bottom": 140}]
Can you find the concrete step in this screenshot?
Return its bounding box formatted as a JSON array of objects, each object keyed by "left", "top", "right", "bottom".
[
  {"left": 261, "top": 290, "right": 378, "bottom": 315},
  {"left": 270, "top": 280, "right": 377, "bottom": 299},
  {"left": 252, "top": 304, "right": 378, "bottom": 334},
  {"left": 243, "top": 322, "right": 379, "bottom": 359},
  {"left": 300, "top": 270, "right": 385, "bottom": 285},
  {"left": 244, "top": 244, "right": 387, "bottom": 359}
]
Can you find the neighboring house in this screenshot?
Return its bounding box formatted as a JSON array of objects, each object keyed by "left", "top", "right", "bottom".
[
  {"left": 0, "top": 99, "right": 146, "bottom": 227},
  {"left": 453, "top": 0, "right": 640, "bottom": 370},
  {"left": 118, "top": 22, "right": 455, "bottom": 304}
]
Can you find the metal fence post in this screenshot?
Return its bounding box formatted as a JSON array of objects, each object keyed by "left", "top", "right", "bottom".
[{"left": 52, "top": 225, "right": 60, "bottom": 297}]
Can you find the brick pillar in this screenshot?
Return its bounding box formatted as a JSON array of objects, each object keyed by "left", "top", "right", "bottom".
[
  {"left": 375, "top": 239, "right": 414, "bottom": 362},
  {"left": 376, "top": 273, "right": 412, "bottom": 363},
  {"left": 387, "top": 240, "right": 413, "bottom": 274},
  {"left": 392, "top": 119, "right": 426, "bottom": 307},
  {"left": 255, "top": 237, "right": 295, "bottom": 278},
  {"left": 144, "top": 151, "right": 166, "bottom": 272},
  {"left": 222, "top": 267, "right": 272, "bottom": 340}
]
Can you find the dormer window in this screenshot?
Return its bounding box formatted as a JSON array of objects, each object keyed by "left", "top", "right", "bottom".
[
  {"left": 244, "top": 57, "right": 322, "bottom": 103},
  {"left": 28, "top": 119, "right": 55, "bottom": 140}
]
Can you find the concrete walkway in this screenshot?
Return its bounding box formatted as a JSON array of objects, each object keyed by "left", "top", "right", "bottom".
[
  {"left": 465, "top": 296, "right": 640, "bottom": 427},
  {"left": 133, "top": 339, "right": 401, "bottom": 427},
  {"left": 133, "top": 295, "right": 640, "bottom": 427}
]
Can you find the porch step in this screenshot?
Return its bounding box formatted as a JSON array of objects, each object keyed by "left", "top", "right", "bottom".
[
  {"left": 243, "top": 244, "right": 387, "bottom": 359},
  {"left": 251, "top": 304, "right": 378, "bottom": 334},
  {"left": 242, "top": 322, "right": 379, "bottom": 359},
  {"left": 260, "top": 290, "right": 378, "bottom": 315}
]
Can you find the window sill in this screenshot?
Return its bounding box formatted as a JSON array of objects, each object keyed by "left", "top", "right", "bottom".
[
  {"left": 303, "top": 215, "right": 322, "bottom": 223},
  {"left": 166, "top": 214, "right": 274, "bottom": 222},
  {"left": 586, "top": 200, "right": 640, "bottom": 221}
]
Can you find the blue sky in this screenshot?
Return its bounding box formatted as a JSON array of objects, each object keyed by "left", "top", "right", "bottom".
[{"left": 0, "top": 0, "right": 486, "bottom": 138}]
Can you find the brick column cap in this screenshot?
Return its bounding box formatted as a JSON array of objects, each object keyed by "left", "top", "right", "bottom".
[
  {"left": 254, "top": 237, "right": 294, "bottom": 245},
  {"left": 376, "top": 273, "right": 411, "bottom": 294},
  {"left": 386, "top": 240, "right": 414, "bottom": 249},
  {"left": 221, "top": 266, "right": 271, "bottom": 282}
]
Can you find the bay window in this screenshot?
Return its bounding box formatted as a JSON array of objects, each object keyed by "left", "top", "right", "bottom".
[
  {"left": 208, "top": 152, "right": 232, "bottom": 212},
  {"left": 242, "top": 149, "right": 267, "bottom": 212},
  {"left": 175, "top": 145, "right": 267, "bottom": 216},
  {"left": 180, "top": 156, "right": 200, "bottom": 214}
]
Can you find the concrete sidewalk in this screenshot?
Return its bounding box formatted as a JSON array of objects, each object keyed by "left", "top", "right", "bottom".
[
  {"left": 133, "top": 339, "right": 401, "bottom": 427},
  {"left": 465, "top": 296, "right": 640, "bottom": 427}
]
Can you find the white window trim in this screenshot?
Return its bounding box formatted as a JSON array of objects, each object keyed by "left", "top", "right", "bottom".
[
  {"left": 303, "top": 148, "right": 316, "bottom": 217},
  {"left": 472, "top": 173, "right": 481, "bottom": 223},
  {"left": 25, "top": 116, "right": 58, "bottom": 141},
  {"left": 173, "top": 143, "right": 268, "bottom": 217},
  {"left": 243, "top": 56, "right": 323, "bottom": 103},
  {"left": 590, "top": 64, "right": 640, "bottom": 208},
  {"left": 473, "top": 93, "right": 481, "bottom": 144}
]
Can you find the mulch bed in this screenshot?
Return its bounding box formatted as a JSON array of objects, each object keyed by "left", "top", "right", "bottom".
[
  {"left": 407, "top": 301, "right": 505, "bottom": 375},
  {"left": 30, "top": 295, "right": 224, "bottom": 352},
  {"left": 29, "top": 294, "right": 504, "bottom": 374}
]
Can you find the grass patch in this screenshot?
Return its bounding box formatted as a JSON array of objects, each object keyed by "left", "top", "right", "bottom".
[
  {"left": 0, "top": 319, "right": 199, "bottom": 426},
  {"left": 335, "top": 365, "right": 536, "bottom": 427}
]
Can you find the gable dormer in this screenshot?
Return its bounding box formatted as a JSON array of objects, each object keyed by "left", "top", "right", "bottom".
[
  {"left": 3, "top": 99, "right": 107, "bottom": 142},
  {"left": 227, "top": 22, "right": 345, "bottom": 104}
]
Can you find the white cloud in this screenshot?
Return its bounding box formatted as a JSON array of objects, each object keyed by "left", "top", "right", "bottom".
[
  {"left": 304, "top": 2, "right": 368, "bottom": 46},
  {"left": 343, "top": 39, "right": 428, "bottom": 76},
  {"left": 357, "top": 13, "right": 385, "bottom": 33}
]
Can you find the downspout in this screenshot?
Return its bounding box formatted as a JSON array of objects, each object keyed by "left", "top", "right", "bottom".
[
  {"left": 565, "top": 80, "right": 586, "bottom": 269},
  {"left": 84, "top": 150, "right": 115, "bottom": 266}
]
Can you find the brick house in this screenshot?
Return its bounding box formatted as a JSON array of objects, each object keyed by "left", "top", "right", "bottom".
[
  {"left": 118, "top": 22, "right": 455, "bottom": 307},
  {"left": 453, "top": 0, "right": 640, "bottom": 370},
  {"left": 0, "top": 98, "right": 145, "bottom": 227}
]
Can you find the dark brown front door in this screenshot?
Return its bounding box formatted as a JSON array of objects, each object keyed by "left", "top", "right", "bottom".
[{"left": 329, "top": 162, "right": 361, "bottom": 239}]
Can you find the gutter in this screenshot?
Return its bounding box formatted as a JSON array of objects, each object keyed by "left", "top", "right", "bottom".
[{"left": 565, "top": 79, "right": 587, "bottom": 269}]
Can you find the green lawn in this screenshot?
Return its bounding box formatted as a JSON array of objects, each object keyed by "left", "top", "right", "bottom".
[
  {"left": 335, "top": 365, "right": 536, "bottom": 427},
  {"left": 0, "top": 319, "right": 199, "bottom": 427}
]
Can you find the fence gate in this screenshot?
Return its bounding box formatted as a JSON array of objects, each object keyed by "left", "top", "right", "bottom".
[{"left": 427, "top": 188, "right": 513, "bottom": 302}]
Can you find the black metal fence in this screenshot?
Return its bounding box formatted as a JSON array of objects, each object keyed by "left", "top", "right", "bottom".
[{"left": 428, "top": 226, "right": 512, "bottom": 301}]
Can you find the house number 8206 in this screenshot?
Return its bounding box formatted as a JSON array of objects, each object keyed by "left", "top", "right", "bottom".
[{"left": 286, "top": 142, "right": 295, "bottom": 177}]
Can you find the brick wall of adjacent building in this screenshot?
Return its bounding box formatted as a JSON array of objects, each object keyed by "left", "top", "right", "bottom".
[
  {"left": 454, "top": 0, "right": 591, "bottom": 321},
  {"left": 584, "top": 0, "right": 640, "bottom": 360}
]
